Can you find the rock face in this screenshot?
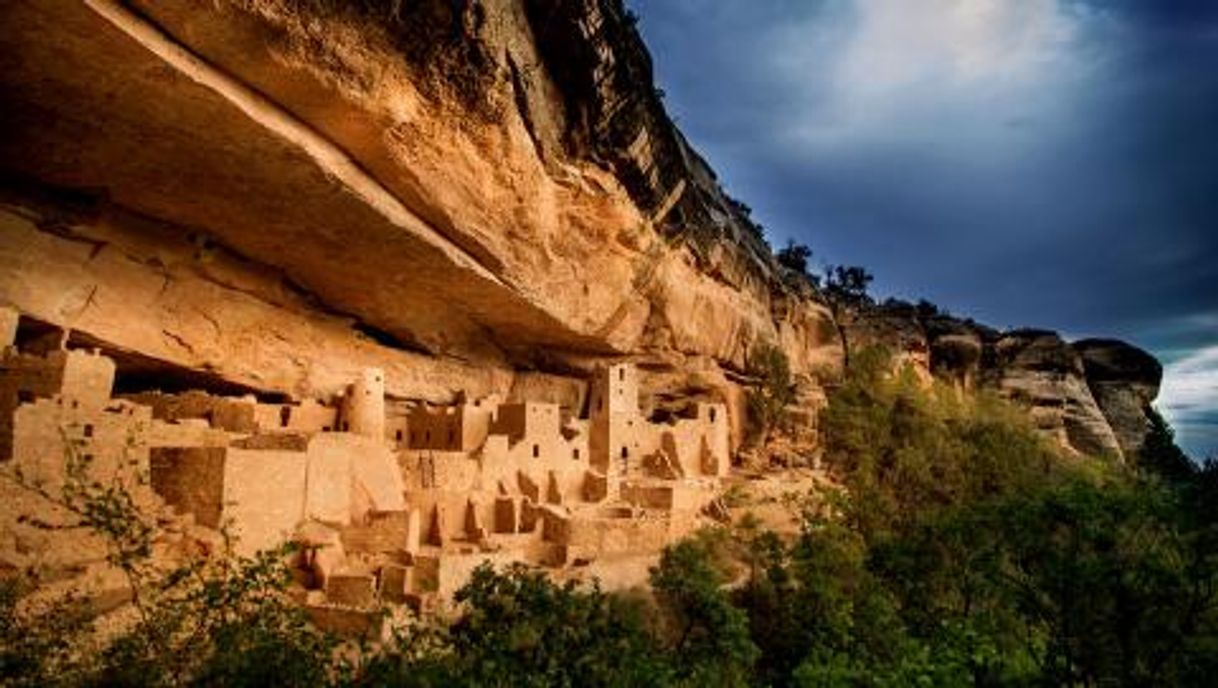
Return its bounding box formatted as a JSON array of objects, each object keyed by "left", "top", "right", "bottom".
[
  {"left": 839, "top": 303, "right": 1163, "bottom": 461},
  {"left": 1075, "top": 339, "right": 1163, "bottom": 458},
  {"left": 0, "top": 0, "right": 1159, "bottom": 459},
  {"left": 986, "top": 330, "right": 1124, "bottom": 459},
  {"left": 0, "top": 0, "right": 838, "bottom": 429}
]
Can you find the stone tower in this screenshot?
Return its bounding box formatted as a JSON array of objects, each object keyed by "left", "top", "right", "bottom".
[
  {"left": 343, "top": 368, "right": 385, "bottom": 439},
  {"left": 589, "top": 363, "right": 642, "bottom": 477}
]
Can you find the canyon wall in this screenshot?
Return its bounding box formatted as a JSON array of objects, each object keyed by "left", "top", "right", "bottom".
[{"left": 0, "top": 0, "right": 1157, "bottom": 461}]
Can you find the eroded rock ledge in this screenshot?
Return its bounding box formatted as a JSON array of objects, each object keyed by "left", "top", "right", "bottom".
[
  {"left": 0, "top": 1, "right": 1159, "bottom": 462},
  {"left": 839, "top": 302, "right": 1163, "bottom": 462}
]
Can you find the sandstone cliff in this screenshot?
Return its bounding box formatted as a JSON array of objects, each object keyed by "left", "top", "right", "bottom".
[
  {"left": 838, "top": 301, "right": 1163, "bottom": 462},
  {"left": 0, "top": 0, "right": 841, "bottom": 452},
  {"left": 0, "top": 0, "right": 1158, "bottom": 460}
]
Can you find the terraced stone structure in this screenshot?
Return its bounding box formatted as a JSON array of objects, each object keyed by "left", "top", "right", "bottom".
[{"left": 0, "top": 307, "right": 727, "bottom": 624}]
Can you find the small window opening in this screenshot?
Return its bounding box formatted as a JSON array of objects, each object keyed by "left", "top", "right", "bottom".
[
  {"left": 618, "top": 368, "right": 625, "bottom": 381},
  {"left": 17, "top": 390, "right": 34, "bottom": 404},
  {"left": 620, "top": 447, "right": 629, "bottom": 459},
  {"left": 83, "top": 424, "right": 93, "bottom": 438},
  {"left": 322, "top": 426, "right": 331, "bottom": 432},
  {"left": 573, "top": 448, "right": 580, "bottom": 460},
  {"left": 83, "top": 453, "right": 94, "bottom": 464},
  {"left": 532, "top": 444, "right": 540, "bottom": 458},
  {"left": 395, "top": 430, "right": 403, "bottom": 442},
  {"left": 709, "top": 408, "right": 717, "bottom": 423},
  {"left": 279, "top": 406, "right": 291, "bottom": 428}
]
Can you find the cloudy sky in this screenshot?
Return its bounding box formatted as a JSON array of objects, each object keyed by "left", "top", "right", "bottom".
[{"left": 628, "top": 0, "right": 1218, "bottom": 458}]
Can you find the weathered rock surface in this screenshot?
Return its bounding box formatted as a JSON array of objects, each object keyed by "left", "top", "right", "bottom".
[
  {"left": 839, "top": 303, "right": 1161, "bottom": 461},
  {"left": 925, "top": 316, "right": 986, "bottom": 387},
  {"left": 1075, "top": 339, "right": 1163, "bottom": 458},
  {"left": 986, "top": 330, "right": 1123, "bottom": 459},
  {"left": 0, "top": 0, "right": 837, "bottom": 419},
  {"left": 0, "top": 0, "right": 1160, "bottom": 462}
]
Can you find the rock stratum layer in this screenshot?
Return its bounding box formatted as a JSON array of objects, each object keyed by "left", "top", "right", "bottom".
[{"left": 0, "top": 0, "right": 1158, "bottom": 460}]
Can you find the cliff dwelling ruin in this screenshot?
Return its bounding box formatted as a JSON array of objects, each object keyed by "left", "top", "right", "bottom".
[
  {"left": 0, "top": 305, "right": 730, "bottom": 628},
  {"left": 0, "top": 0, "right": 1168, "bottom": 647}
]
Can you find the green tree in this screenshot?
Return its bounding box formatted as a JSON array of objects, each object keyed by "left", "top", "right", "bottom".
[
  {"left": 356, "top": 563, "right": 672, "bottom": 687},
  {"left": 1139, "top": 406, "right": 1196, "bottom": 483},
  {"left": 777, "top": 240, "right": 814, "bottom": 276},
  {"left": 823, "top": 265, "right": 874, "bottom": 303},
  {"left": 746, "top": 343, "right": 796, "bottom": 446},
  {"left": 1, "top": 441, "right": 337, "bottom": 687},
  {"left": 650, "top": 537, "right": 758, "bottom": 686}
]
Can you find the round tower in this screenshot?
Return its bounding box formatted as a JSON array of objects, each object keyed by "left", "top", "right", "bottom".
[{"left": 344, "top": 368, "right": 385, "bottom": 439}]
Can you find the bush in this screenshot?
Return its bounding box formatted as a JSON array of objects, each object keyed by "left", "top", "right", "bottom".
[
  {"left": 650, "top": 536, "right": 758, "bottom": 686},
  {"left": 746, "top": 343, "right": 796, "bottom": 446},
  {"left": 1, "top": 445, "right": 337, "bottom": 687},
  {"left": 819, "top": 347, "right": 1064, "bottom": 537},
  {"left": 442, "top": 563, "right": 668, "bottom": 687},
  {"left": 823, "top": 265, "right": 874, "bottom": 304},
  {"left": 776, "top": 240, "right": 813, "bottom": 277},
  {"left": 724, "top": 346, "right": 1218, "bottom": 686}
]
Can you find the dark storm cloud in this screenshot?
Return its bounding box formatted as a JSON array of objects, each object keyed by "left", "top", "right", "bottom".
[{"left": 629, "top": 0, "right": 1218, "bottom": 457}]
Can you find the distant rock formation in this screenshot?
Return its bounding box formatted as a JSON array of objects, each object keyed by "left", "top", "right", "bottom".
[
  {"left": 1075, "top": 339, "right": 1163, "bottom": 458},
  {"left": 838, "top": 301, "right": 1163, "bottom": 461}
]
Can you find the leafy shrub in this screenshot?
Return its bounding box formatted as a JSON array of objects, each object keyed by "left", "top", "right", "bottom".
[
  {"left": 650, "top": 536, "right": 758, "bottom": 687},
  {"left": 1, "top": 444, "right": 336, "bottom": 687},
  {"left": 822, "top": 265, "right": 874, "bottom": 304},
  {"left": 746, "top": 343, "right": 796, "bottom": 446},
  {"left": 438, "top": 563, "right": 669, "bottom": 687},
  {"left": 776, "top": 240, "right": 814, "bottom": 277}
]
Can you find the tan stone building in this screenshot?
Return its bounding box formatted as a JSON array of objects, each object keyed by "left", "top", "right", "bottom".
[{"left": 0, "top": 304, "right": 731, "bottom": 626}]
